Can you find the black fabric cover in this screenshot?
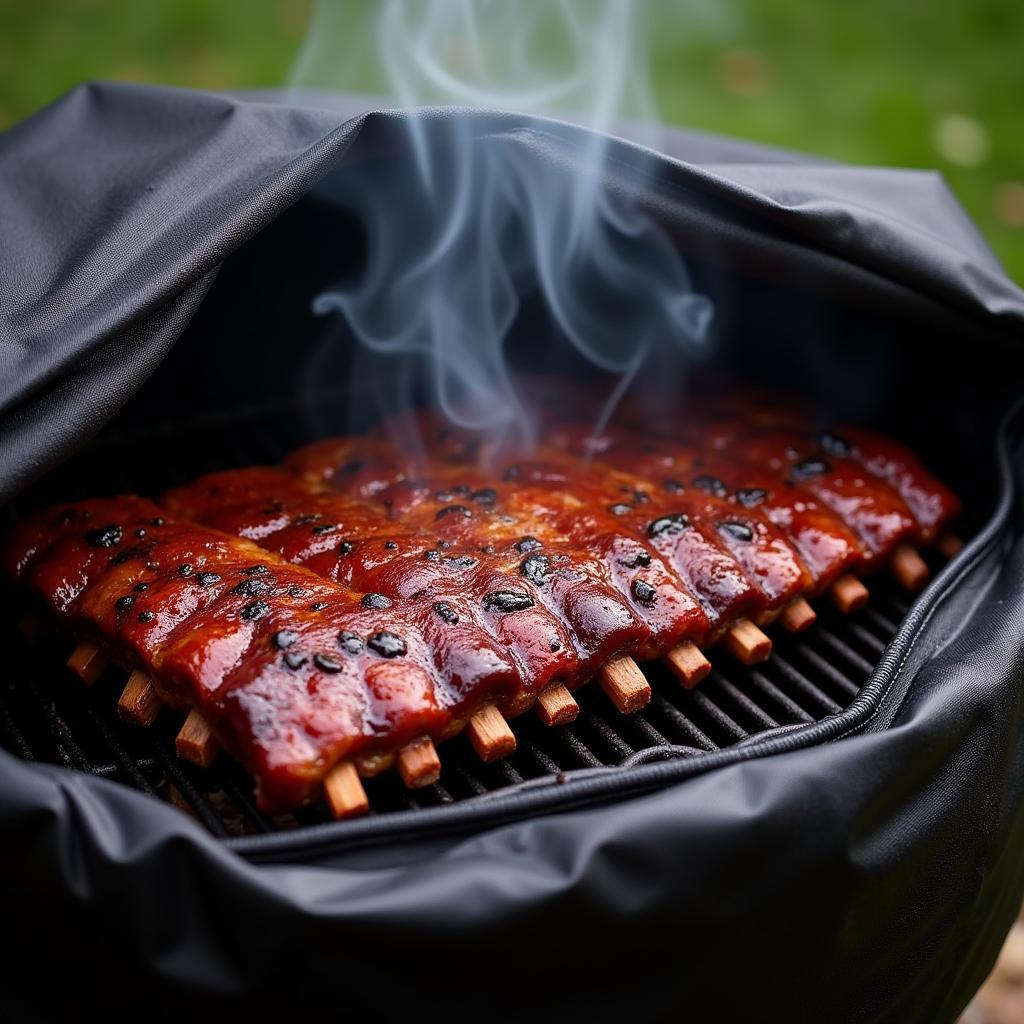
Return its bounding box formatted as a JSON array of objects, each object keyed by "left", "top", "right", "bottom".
[{"left": 2, "top": 82, "right": 1024, "bottom": 1022}]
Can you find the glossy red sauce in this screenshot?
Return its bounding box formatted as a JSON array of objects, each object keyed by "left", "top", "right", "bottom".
[{"left": 5, "top": 387, "right": 960, "bottom": 812}]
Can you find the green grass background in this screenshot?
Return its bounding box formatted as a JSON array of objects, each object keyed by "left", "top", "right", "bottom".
[{"left": 1, "top": 0, "right": 1021, "bottom": 282}]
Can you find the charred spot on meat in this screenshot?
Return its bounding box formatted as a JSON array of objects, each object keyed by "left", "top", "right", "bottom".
[
  {"left": 793, "top": 458, "right": 829, "bottom": 479},
  {"left": 367, "top": 631, "right": 407, "bottom": 658},
  {"left": 483, "top": 590, "right": 535, "bottom": 613},
  {"left": 720, "top": 521, "right": 754, "bottom": 542},
  {"left": 619, "top": 551, "right": 652, "bottom": 569},
  {"left": 692, "top": 475, "right": 729, "bottom": 498},
  {"left": 433, "top": 601, "right": 460, "bottom": 625},
  {"left": 313, "top": 653, "right": 343, "bottom": 674},
  {"left": 85, "top": 525, "right": 122, "bottom": 548},
  {"left": 520, "top": 553, "right": 552, "bottom": 586},
  {"left": 240, "top": 600, "right": 271, "bottom": 621},
  {"left": 361, "top": 593, "right": 392, "bottom": 609},
  {"left": 338, "top": 631, "right": 364, "bottom": 655},
  {"left": 820, "top": 433, "right": 853, "bottom": 458},
  {"left": 231, "top": 578, "right": 270, "bottom": 597},
  {"left": 436, "top": 504, "right": 472, "bottom": 521},
  {"left": 470, "top": 488, "right": 497, "bottom": 506},
  {"left": 647, "top": 513, "right": 689, "bottom": 538},
  {"left": 631, "top": 579, "right": 658, "bottom": 605},
  {"left": 736, "top": 488, "right": 768, "bottom": 508},
  {"left": 272, "top": 630, "right": 299, "bottom": 650}
]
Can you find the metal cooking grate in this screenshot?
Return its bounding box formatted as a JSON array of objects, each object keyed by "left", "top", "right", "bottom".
[{"left": 0, "top": 402, "right": 923, "bottom": 838}]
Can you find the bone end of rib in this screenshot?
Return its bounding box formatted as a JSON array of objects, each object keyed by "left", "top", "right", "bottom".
[
  {"left": 598, "top": 654, "right": 652, "bottom": 713},
  {"left": 891, "top": 543, "right": 930, "bottom": 591},
  {"left": 723, "top": 619, "right": 772, "bottom": 665},
  {"left": 117, "top": 670, "right": 162, "bottom": 727},
  {"left": 67, "top": 641, "right": 108, "bottom": 686},
  {"left": 663, "top": 641, "right": 712, "bottom": 688},
  {"left": 779, "top": 597, "right": 817, "bottom": 634},
  {"left": 467, "top": 704, "right": 517, "bottom": 761},
  {"left": 829, "top": 574, "right": 869, "bottom": 614},
  {"left": 324, "top": 760, "right": 370, "bottom": 819},
  {"left": 397, "top": 736, "right": 442, "bottom": 789},
  {"left": 175, "top": 709, "right": 219, "bottom": 768},
  {"left": 534, "top": 682, "right": 580, "bottom": 726}
]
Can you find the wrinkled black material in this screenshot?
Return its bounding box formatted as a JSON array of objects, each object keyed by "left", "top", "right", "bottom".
[{"left": 2, "top": 83, "right": 1024, "bottom": 1022}]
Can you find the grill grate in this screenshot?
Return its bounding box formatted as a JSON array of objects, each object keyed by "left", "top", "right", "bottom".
[{"left": 0, "top": 402, "right": 924, "bottom": 838}]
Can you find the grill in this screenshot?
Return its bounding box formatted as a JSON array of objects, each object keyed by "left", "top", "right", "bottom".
[
  {"left": 0, "top": 396, "right": 934, "bottom": 844},
  {"left": 4, "top": 85, "right": 1023, "bottom": 1022}
]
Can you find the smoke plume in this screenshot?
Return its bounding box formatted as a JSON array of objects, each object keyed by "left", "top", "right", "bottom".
[{"left": 292, "top": 0, "right": 714, "bottom": 455}]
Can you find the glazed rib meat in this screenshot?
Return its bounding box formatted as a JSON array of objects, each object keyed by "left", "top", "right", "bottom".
[
  {"left": 163, "top": 466, "right": 709, "bottom": 680},
  {"left": 281, "top": 440, "right": 806, "bottom": 630},
  {"left": 4, "top": 498, "right": 499, "bottom": 811},
  {"left": 5, "top": 385, "right": 960, "bottom": 815}
]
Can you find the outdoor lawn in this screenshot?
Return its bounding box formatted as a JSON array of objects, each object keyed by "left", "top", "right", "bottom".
[{"left": 1, "top": 0, "right": 1021, "bottom": 283}]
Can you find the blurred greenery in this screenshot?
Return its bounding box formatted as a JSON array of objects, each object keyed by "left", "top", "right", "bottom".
[{"left": 1, "top": 0, "right": 1021, "bottom": 281}]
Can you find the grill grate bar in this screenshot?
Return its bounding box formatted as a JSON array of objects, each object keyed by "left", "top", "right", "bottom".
[
  {"left": 744, "top": 670, "right": 816, "bottom": 725},
  {"left": 80, "top": 704, "right": 160, "bottom": 797},
  {"left": 579, "top": 709, "right": 636, "bottom": 759},
  {"left": 809, "top": 627, "right": 877, "bottom": 679},
  {"left": 148, "top": 737, "right": 229, "bottom": 837},
  {"left": 25, "top": 681, "right": 93, "bottom": 772},
  {"left": 860, "top": 605, "right": 901, "bottom": 638},
  {"left": 877, "top": 593, "right": 912, "bottom": 622},
  {"left": 450, "top": 761, "right": 489, "bottom": 797},
  {"left": 557, "top": 728, "right": 603, "bottom": 768},
  {"left": 493, "top": 760, "right": 525, "bottom": 786},
  {"left": 520, "top": 738, "right": 562, "bottom": 775},
  {"left": 767, "top": 654, "right": 843, "bottom": 716},
  {"left": 629, "top": 712, "right": 674, "bottom": 749},
  {"left": 708, "top": 676, "right": 780, "bottom": 732},
  {"left": 790, "top": 644, "right": 861, "bottom": 700},
  {"left": 845, "top": 622, "right": 888, "bottom": 658},
  {"left": 649, "top": 694, "right": 717, "bottom": 751},
  {"left": 687, "top": 686, "right": 750, "bottom": 744},
  {"left": 217, "top": 767, "right": 277, "bottom": 834}
]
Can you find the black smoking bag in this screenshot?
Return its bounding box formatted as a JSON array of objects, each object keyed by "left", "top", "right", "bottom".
[{"left": 1, "top": 84, "right": 1024, "bottom": 1023}]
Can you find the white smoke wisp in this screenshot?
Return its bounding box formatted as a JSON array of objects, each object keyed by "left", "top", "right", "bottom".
[{"left": 294, "top": 0, "right": 714, "bottom": 456}]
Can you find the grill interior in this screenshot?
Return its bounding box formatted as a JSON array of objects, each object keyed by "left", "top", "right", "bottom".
[{"left": 0, "top": 399, "right": 941, "bottom": 840}]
